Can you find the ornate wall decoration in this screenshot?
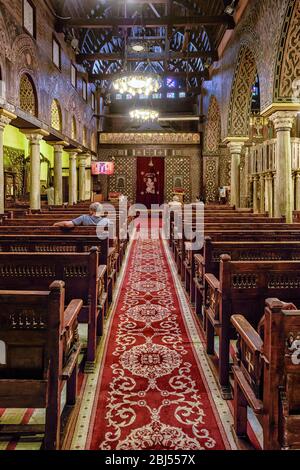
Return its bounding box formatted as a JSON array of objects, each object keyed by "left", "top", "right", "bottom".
[
  {"left": 274, "top": 0, "right": 300, "bottom": 102},
  {"left": 227, "top": 46, "right": 257, "bottom": 137},
  {"left": 219, "top": 151, "right": 231, "bottom": 187},
  {"left": 19, "top": 73, "right": 37, "bottom": 116},
  {"left": 108, "top": 155, "right": 137, "bottom": 202},
  {"left": 204, "top": 96, "right": 221, "bottom": 153},
  {"left": 204, "top": 157, "right": 219, "bottom": 202},
  {"left": 3, "top": 146, "right": 25, "bottom": 198},
  {"left": 165, "top": 155, "right": 191, "bottom": 203},
  {"left": 51, "top": 99, "right": 62, "bottom": 132},
  {"left": 100, "top": 133, "right": 200, "bottom": 145},
  {"left": 83, "top": 126, "right": 88, "bottom": 147}
]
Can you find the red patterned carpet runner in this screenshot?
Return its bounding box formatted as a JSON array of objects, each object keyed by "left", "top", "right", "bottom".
[{"left": 88, "top": 238, "right": 228, "bottom": 450}]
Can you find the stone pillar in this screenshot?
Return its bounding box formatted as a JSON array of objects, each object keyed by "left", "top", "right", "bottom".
[
  {"left": 21, "top": 129, "right": 49, "bottom": 211},
  {"left": 0, "top": 109, "right": 16, "bottom": 214},
  {"left": 252, "top": 175, "right": 259, "bottom": 214},
  {"left": 52, "top": 141, "right": 68, "bottom": 206},
  {"left": 259, "top": 173, "right": 265, "bottom": 214},
  {"left": 228, "top": 141, "right": 244, "bottom": 208},
  {"left": 266, "top": 172, "right": 274, "bottom": 217},
  {"left": 294, "top": 170, "right": 300, "bottom": 211},
  {"left": 66, "top": 149, "right": 80, "bottom": 205},
  {"left": 78, "top": 153, "right": 88, "bottom": 202},
  {"left": 270, "top": 111, "right": 298, "bottom": 223}
]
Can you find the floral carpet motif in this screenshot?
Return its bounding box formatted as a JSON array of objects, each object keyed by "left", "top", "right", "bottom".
[{"left": 88, "top": 238, "right": 227, "bottom": 450}]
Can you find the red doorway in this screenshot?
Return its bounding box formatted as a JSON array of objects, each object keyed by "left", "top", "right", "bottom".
[{"left": 136, "top": 157, "right": 165, "bottom": 208}]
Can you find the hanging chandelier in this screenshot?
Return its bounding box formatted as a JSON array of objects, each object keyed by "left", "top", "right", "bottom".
[
  {"left": 113, "top": 74, "right": 162, "bottom": 97},
  {"left": 129, "top": 108, "right": 159, "bottom": 122}
]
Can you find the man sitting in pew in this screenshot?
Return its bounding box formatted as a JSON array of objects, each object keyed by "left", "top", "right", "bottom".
[{"left": 53, "top": 202, "right": 111, "bottom": 228}]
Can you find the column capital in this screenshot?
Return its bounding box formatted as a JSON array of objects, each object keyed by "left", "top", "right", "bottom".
[
  {"left": 269, "top": 111, "right": 298, "bottom": 131},
  {"left": 51, "top": 140, "right": 69, "bottom": 151},
  {"left": 0, "top": 108, "right": 17, "bottom": 128},
  {"left": 65, "top": 147, "right": 82, "bottom": 155},
  {"left": 78, "top": 153, "right": 90, "bottom": 165},
  {"left": 21, "top": 128, "right": 49, "bottom": 143},
  {"left": 227, "top": 141, "right": 245, "bottom": 154}
]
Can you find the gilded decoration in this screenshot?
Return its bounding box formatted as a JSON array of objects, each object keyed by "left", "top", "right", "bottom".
[
  {"left": 165, "top": 155, "right": 191, "bottom": 203},
  {"left": 100, "top": 133, "right": 200, "bottom": 145}
]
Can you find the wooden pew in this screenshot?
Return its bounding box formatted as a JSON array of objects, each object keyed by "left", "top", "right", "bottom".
[
  {"left": 204, "top": 256, "right": 300, "bottom": 398},
  {"left": 231, "top": 298, "right": 300, "bottom": 450},
  {"left": 193, "top": 238, "right": 300, "bottom": 319},
  {"left": 0, "top": 250, "right": 106, "bottom": 366},
  {"left": 0, "top": 281, "right": 82, "bottom": 450}
]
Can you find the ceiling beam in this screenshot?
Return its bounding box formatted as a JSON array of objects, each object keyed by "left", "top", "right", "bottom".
[
  {"left": 77, "top": 50, "right": 218, "bottom": 63},
  {"left": 58, "top": 15, "right": 235, "bottom": 30},
  {"left": 89, "top": 70, "right": 209, "bottom": 81}
]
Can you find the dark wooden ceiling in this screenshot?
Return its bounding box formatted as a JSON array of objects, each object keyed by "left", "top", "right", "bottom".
[{"left": 51, "top": 0, "right": 235, "bottom": 92}]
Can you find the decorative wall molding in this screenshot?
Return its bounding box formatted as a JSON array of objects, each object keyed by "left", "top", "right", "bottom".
[{"left": 100, "top": 133, "right": 200, "bottom": 145}]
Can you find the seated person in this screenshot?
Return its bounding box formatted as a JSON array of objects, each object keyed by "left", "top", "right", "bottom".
[
  {"left": 168, "top": 195, "right": 182, "bottom": 208},
  {"left": 53, "top": 202, "right": 111, "bottom": 228}
]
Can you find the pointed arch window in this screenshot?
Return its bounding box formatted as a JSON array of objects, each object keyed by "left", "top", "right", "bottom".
[
  {"left": 19, "top": 74, "right": 38, "bottom": 117},
  {"left": 51, "top": 99, "right": 62, "bottom": 132}
]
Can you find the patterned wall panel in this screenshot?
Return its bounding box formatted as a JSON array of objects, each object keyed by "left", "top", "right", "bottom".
[
  {"left": 164, "top": 154, "right": 192, "bottom": 203},
  {"left": 204, "top": 96, "right": 221, "bottom": 153},
  {"left": 108, "top": 155, "right": 137, "bottom": 202},
  {"left": 274, "top": 0, "right": 300, "bottom": 102},
  {"left": 219, "top": 150, "right": 231, "bottom": 187},
  {"left": 227, "top": 46, "right": 257, "bottom": 137},
  {"left": 204, "top": 156, "right": 219, "bottom": 202}
]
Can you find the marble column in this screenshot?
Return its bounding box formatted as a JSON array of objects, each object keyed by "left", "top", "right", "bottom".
[
  {"left": 270, "top": 111, "right": 298, "bottom": 223},
  {"left": 52, "top": 141, "right": 68, "bottom": 206},
  {"left": 294, "top": 170, "right": 300, "bottom": 211},
  {"left": 78, "top": 153, "right": 88, "bottom": 202},
  {"left": 260, "top": 173, "right": 265, "bottom": 214},
  {"left": 252, "top": 175, "right": 259, "bottom": 214},
  {"left": 21, "top": 129, "right": 49, "bottom": 211},
  {"left": 66, "top": 149, "right": 80, "bottom": 205},
  {"left": 265, "top": 172, "right": 274, "bottom": 217},
  {"left": 228, "top": 141, "right": 244, "bottom": 208},
  {"left": 0, "top": 109, "right": 16, "bottom": 214}
]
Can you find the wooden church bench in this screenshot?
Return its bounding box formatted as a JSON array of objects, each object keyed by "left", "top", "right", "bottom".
[
  {"left": 193, "top": 238, "right": 300, "bottom": 319},
  {"left": 0, "top": 281, "right": 82, "bottom": 450},
  {"left": 0, "top": 249, "right": 106, "bottom": 366},
  {"left": 231, "top": 298, "right": 300, "bottom": 450},
  {"left": 204, "top": 256, "right": 300, "bottom": 399}
]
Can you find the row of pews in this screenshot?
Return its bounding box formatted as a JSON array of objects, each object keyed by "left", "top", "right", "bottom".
[
  {"left": 169, "top": 204, "right": 300, "bottom": 450},
  {"left": 0, "top": 201, "right": 130, "bottom": 450}
]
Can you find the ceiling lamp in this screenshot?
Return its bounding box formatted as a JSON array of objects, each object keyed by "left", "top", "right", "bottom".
[
  {"left": 128, "top": 40, "right": 148, "bottom": 53},
  {"left": 129, "top": 108, "right": 159, "bottom": 122},
  {"left": 113, "top": 74, "right": 162, "bottom": 97}
]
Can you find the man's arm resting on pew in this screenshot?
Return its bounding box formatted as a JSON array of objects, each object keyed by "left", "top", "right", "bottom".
[{"left": 53, "top": 220, "right": 75, "bottom": 228}]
